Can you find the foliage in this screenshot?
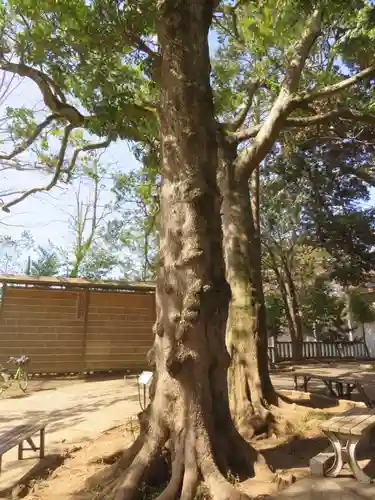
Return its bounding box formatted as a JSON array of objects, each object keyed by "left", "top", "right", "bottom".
[
  {"left": 267, "top": 135, "right": 375, "bottom": 286},
  {"left": 106, "top": 164, "right": 159, "bottom": 280},
  {"left": 264, "top": 292, "right": 285, "bottom": 338},
  {"left": 299, "top": 277, "right": 345, "bottom": 338},
  {"left": 261, "top": 151, "right": 375, "bottom": 339},
  {"left": 347, "top": 288, "right": 375, "bottom": 326},
  {"left": 28, "top": 243, "right": 60, "bottom": 276},
  {"left": 0, "top": 231, "right": 34, "bottom": 273}
]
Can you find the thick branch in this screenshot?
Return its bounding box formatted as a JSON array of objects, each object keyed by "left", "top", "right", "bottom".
[
  {"left": 0, "top": 62, "right": 85, "bottom": 126},
  {"left": 283, "top": 8, "right": 322, "bottom": 94},
  {"left": 233, "top": 107, "right": 375, "bottom": 142},
  {"left": 295, "top": 64, "right": 375, "bottom": 104},
  {"left": 0, "top": 114, "right": 58, "bottom": 160},
  {"left": 286, "top": 107, "right": 375, "bottom": 127},
  {"left": 233, "top": 8, "right": 323, "bottom": 179},
  {"left": 0, "top": 125, "right": 73, "bottom": 213}
]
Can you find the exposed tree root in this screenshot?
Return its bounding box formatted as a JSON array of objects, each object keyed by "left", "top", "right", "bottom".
[
  {"left": 96, "top": 370, "right": 264, "bottom": 500},
  {"left": 95, "top": 369, "right": 297, "bottom": 500}
]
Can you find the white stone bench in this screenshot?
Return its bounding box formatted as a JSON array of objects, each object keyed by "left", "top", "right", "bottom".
[{"left": 310, "top": 408, "right": 375, "bottom": 483}]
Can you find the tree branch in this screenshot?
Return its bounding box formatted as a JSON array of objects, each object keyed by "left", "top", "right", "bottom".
[
  {"left": 0, "top": 125, "right": 74, "bottom": 213},
  {"left": 286, "top": 107, "right": 375, "bottom": 127},
  {"left": 231, "top": 123, "right": 262, "bottom": 142},
  {"left": 0, "top": 62, "right": 85, "bottom": 126},
  {"left": 233, "top": 107, "right": 375, "bottom": 141},
  {"left": 295, "top": 64, "right": 375, "bottom": 104},
  {"left": 124, "top": 31, "right": 158, "bottom": 59},
  {"left": 233, "top": 8, "right": 323, "bottom": 178},
  {"left": 0, "top": 114, "right": 58, "bottom": 160},
  {"left": 224, "top": 80, "right": 259, "bottom": 131},
  {"left": 65, "top": 137, "right": 112, "bottom": 181},
  {"left": 283, "top": 8, "right": 323, "bottom": 94},
  {"left": 341, "top": 165, "right": 375, "bottom": 187}
]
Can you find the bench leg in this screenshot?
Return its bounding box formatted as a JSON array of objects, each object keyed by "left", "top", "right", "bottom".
[
  {"left": 325, "top": 432, "right": 344, "bottom": 477},
  {"left": 303, "top": 376, "right": 311, "bottom": 392},
  {"left": 347, "top": 437, "right": 373, "bottom": 484},
  {"left": 26, "top": 437, "right": 38, "bottom": 452},
  {"left": 18, "top": 441, "right": 23, "bottom": 460},
  {"left": 40, "top": 428, "right": 45, "bottom": 459}
]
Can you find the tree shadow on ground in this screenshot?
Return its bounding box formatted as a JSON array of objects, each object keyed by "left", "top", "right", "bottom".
[
  {"left": 0, "top": 393, "right": 138, "bottom": 431},
  {"left": 262, "top": 435, "right": 328, "bottom": 473},
  {"left": 263, "top": 434, "right": 375, "bottom": 482},
  {"left": 278, "top": 390, "right": 342, "bottom": 409},
  {"left": 271, "top": 479, "right": 375, "bottom": 499},
  {"left": 0, "top": 453, "right": 66, "bottom": 498}
]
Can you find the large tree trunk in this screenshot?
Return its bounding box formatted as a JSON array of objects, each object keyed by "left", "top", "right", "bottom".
[
  {"left": 105, "top": 3, "right": 266, "bottom": 499},
  {"left": 218, "top": 142, "right": 277, "bottom": 439}
]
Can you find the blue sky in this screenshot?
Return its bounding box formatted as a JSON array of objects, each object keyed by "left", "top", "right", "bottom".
[{"left": 0, "top": 76, "right": 139, "bottom": 253}]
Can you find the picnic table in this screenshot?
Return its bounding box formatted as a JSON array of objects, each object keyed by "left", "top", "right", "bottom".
[
  {"left": 0, "top": 421, "right": 46, "bottom": 473},
  {"left": 291, "top": 371, "right": 375, "bottom": 408},
  {"left": 311, "top": 407, "right": 375, "bottom": 483}
]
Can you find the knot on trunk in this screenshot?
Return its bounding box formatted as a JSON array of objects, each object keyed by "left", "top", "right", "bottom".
[
  {"left": 166, "top": 342, "right": 196, "bottom": 376},
  {"left": 147, "top": 345, "right": 156, "bottom": 367}
]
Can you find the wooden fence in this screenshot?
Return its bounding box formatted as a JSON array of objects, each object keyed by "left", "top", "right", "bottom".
[
  {"left": 0, "top": 285, "right": 155, "bottom": 374},
  {"left": 268, "top": 340, "right": 371, "bottom": 365},
  {"left": 1, "top": 283, "right": 371, "bottom": 373}
]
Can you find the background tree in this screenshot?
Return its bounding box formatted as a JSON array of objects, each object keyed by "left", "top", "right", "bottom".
[
  {"left": 0, "top": 231, "right": 33, "bottom": 274},
  {"left": 28, "top": 242, "right": 60, "bottom": 276},
  {"left": 62, "top": 161, "right": 115, "bottom": 278},
  {"left": 107, "top": 162, "right": 159, "bottom": 281}
]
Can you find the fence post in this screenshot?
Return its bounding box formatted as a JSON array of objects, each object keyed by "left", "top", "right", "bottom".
[
  {"left": 316, "top": 342, "right": 322, "bottom": 358},
  {"left": 274, "top": 339, "right": 280, "bottom": 364},
  {"left": 82, "top": 290, "right": 90, "bottom": 373},
  {"left": 337, "top": 343, "right": 343, "bottom": 358},
  {"left": 363, "top": 340, "right": 371, "bottom": 360}
]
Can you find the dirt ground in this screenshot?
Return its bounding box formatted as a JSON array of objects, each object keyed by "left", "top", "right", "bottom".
[
  {"left": 2, "top": 363, "right": 375, "bottom": 500},
  {"left": 0, "top": 374, "right": 142, "bottom": 496},
  {"left": 12, "top": 394, "right": 368, "bottom": 500}
]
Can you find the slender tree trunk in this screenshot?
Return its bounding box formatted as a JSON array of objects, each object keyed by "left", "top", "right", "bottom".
[
  {"left": 105, "top": 3, "right": 264, "bottom": 499},
  {"left": 268, "top": 254, "right": 301, "bottom": 360},
  {"left": 218, "top": 142, "right": 277, "bottom": 439},
  {"left": 282, "top": 259, "right": 304, "bottom": 360},
  {"left": 249, "top": 167, "right": 275, "bottom": 401}
]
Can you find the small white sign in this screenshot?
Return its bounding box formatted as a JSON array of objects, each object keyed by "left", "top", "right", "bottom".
[{"left": 138, "top": 371, "right": 153, "bottom": 385}]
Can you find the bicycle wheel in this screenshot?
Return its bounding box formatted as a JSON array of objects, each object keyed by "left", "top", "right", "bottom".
[
  {"left": 0, "top": 372, "right": 11, "bottom": 395},
  {"left": 18, "top": 369, "right": 28, "bottom": 392}
]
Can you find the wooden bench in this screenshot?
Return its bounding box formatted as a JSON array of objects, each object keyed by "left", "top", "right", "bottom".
[
  {"left": 0, "top": 422, "right": 46, "bottom": 473},
  {"left": 310, "top": 408, "right": 375, "bottom": 483},
  {"left": 292, "top": 371, "right": 375, "bottom": 408}
]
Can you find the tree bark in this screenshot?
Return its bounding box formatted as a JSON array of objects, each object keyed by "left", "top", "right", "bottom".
[
  {"left": 106, "top": 3, "right": 260, "bottom": 499},
  {"left": 218, "top": 140, "right": 277, "bottom": 439},
  {"left": 249, "top": 166, "right": 276, "bottom": 402},
  {"left": 280, "top": 257, "right": 303, "bottom": 360},
  {"left": 269, "top": 253, "right": 303, "bottom": 361}
]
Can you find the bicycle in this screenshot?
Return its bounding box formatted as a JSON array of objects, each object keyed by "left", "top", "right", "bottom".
[{"left": 0, "top": 355, "right": 30, "bottom": 395}]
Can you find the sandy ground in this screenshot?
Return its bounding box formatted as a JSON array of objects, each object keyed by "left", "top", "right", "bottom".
[
  {"left": 1, "top": 363, "right": 375, "bottom": 499},
  {"left": 0, "top": 375, "right": 141, "bottom": 495}
]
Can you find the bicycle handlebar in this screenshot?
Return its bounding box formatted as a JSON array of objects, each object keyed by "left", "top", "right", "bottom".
[{"left": 7, "top": 356, "right": 30, "bottom": 366}]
